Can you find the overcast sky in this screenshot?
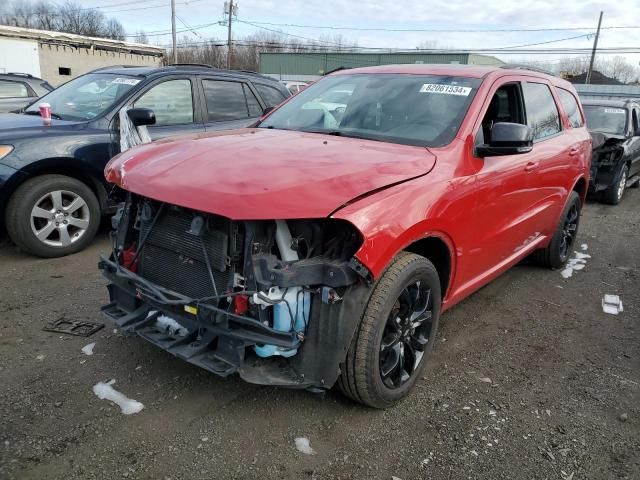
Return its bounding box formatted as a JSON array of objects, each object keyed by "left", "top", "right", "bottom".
[{"left": 28, "top": 0, "right": 640, "bottom": 65}]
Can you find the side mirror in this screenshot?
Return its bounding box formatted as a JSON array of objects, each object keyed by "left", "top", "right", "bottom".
[
  {"left": 476, "top": 122, "right": 534, "bottom": 157},
  {"left": 127, "top": 107, "right": 156, "bottom": 127},
  {"left": 262, "top": 106, "right": 275, "bottom": 116}
]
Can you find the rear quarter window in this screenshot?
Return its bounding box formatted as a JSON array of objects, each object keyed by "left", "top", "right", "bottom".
[
  {"left": 254, "top": 83, "right": 288, "bottom": 107},
  {"left": 0, "top": 80, "right": 30, "bottom": 98},
  {"left": 557, "top": 88, "right": 584, "bottom": 128}
]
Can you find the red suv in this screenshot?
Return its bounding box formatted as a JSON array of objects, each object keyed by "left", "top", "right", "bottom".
[{"left": 100, "top": 65, "right": 590, "bottom": 408}]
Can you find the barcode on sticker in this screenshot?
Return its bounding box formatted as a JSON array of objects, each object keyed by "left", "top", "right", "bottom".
[
  {"left": 112, "top": 78, "right": 141, "bottom": 85},
  {"left": 604, "top": 108, "right": 625, "bottom": 114},
  {"left": 419, "top": 84, "right": 472, "bottom": 96}
]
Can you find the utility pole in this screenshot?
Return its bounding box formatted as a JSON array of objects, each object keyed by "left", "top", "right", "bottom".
[
  {"left": 171, "top": 0, "right": 177, "bottom": 64},
  {"left": 225, "top": 0, "right": 236, "bottom": 69},
  {"left": 586, "top": 11, "right": 603, "bottom": 84}
]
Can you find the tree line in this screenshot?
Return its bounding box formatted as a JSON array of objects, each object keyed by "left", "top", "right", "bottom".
[{"left": 0, "top": 0, "right": 126, "bottom": 40}]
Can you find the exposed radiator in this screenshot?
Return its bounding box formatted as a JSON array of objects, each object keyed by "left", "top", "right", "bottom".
[{"left": 138, "top": 203, "right": 237, "bottom": 300}]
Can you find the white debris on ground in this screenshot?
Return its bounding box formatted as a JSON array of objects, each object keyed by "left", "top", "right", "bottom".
[
  {"left": 294, "top": 437, "right": 315, "bottom": 455},
  {"left": 36, "top": 354, "right": 45, "bottom": 361},
  {"left": 560, "top": 251, "right": 591, "bottom": 278},
  {"left": 81, "top": 342, "right": 96, "bottom": 355},
  {"left": 92, "top": 380, "right": 144, "bottom": 415},
  {"left": 155, "top": 314, "right": 188, "bottom": 337},
  {"left": 602, "top": 295, "right": 624, "bottom": 315},
  {"left": 581, "top": 243, "right": 588, "bottom": 251}
]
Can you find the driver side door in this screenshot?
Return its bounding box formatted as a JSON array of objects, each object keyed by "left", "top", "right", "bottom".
[{"left": 132, "top": 76, "right": 205, "bottom": 140}]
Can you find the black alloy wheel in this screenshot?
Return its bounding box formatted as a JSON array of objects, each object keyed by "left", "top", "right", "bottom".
[{"left": 379, "top": 280, "right": 434, "bottom": 389}]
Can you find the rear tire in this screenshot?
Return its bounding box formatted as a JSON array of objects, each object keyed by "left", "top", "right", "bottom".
[
  {"left": 337, "top": 252, "right": 441, "bottom": 408},
  {"left": 534, "top": 191, "right": 581, "bottom": 269},
  {"left": 603, "top": 164, "right": 628, "bottom": 205},
  {"left": 5, "top": 174, "right": 100, "bottom": 258}
]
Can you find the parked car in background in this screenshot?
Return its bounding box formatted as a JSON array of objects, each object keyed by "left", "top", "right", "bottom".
[
  {"left": 283, "top": 81, "right": 308, "bottom": 94},
  {"left": 0, "top": 73, "right": 54, "bottom": 113},
  {"left": 100, "top": 64, "right": 590, "bottom": 408},
  {"left": 583, "top": 99, "right": 640, "bottom": 204},
  {"left": 0, "top": 64, "right": 290, "bottom": 257}
]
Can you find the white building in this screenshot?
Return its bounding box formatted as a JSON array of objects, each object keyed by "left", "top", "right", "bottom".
[{"left": 0, "top": 25, "right": 165, "bottom": 85}]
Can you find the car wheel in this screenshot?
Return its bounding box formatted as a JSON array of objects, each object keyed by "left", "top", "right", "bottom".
[
  {"left": 534, "top": 191, "right": 581, "bottom": 269},
  {"left": 5, "top": 174, "right": 100, "bottom": 258},
  {"left": 337, "top": 252, "right": 441, "bottom": 408},
  {"left": 603, "top": 164, "right": 628, "bottom": 205}
]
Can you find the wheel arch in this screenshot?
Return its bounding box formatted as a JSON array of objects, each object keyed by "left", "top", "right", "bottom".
[
  {"left": 571, "top": 176, "right": 587, "bottom": 205},
  {"left": 5, "top": 158, "right": 109, "bottom": 213},
  {"left": 403, "top": 235, "right": 453, "bottom": 298}
]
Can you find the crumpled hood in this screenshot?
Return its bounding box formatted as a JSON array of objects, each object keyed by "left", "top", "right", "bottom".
[
  {"left": 590, "top": 131, "right": 626, "bottom": 150},
  {"left": 0, "top": 113, "right": 84, "bottom": 141},
  {"left": 106, "top": 128, "right": 436, "bottom": 219}
]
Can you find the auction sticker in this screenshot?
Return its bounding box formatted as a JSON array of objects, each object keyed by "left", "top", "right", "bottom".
[
  {"left": 419, "top": 83, "right": 472, "bottom": 96},
  {"left": 112, "top": 78, "right": 141, "bottom": 85},
  {"left": 604, "top": 108, "right": 625, "bottom": 114}
]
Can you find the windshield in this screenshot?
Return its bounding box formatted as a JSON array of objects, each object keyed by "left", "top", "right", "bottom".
[
  {"left": 584, "top": 105, "right": 627, "bottom": 135},
  {"left": 25, "top": 73, "right": 142, "bottom": 121},
  {"left": 260, "top": 74, "right": 481, "bottom": 147}
]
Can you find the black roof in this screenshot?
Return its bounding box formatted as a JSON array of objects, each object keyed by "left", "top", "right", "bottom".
[
  {"left": 567, "top": 70, "right": 624, "bottom": 86},
  {"left": 581, "top": 99, "right": 639, "bottom": 108},
  {"left": 89, "top": 64, "right": 277, "bottom": 83}
]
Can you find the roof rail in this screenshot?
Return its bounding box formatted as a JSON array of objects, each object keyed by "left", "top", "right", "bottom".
[
  {"left": 7, "top": 72, "right": 34, "bottom": 78},
  {"left": 90, "top": 65, "right": 143, "bottom": 72},
  {"left": 500, "top": 63, "right": 556, "bottom": 77},
  {"left": 167, "top": 63, "right": 216, "bottom": 69}
]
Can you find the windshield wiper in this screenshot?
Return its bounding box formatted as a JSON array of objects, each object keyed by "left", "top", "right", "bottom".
[{"left": 23, "top": 110, "right": 63, "bottom": 120}]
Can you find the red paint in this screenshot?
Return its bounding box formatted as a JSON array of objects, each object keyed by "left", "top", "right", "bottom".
[
  {"left": 107, "top": 66, "right": 590, "bottom": 313},
  {"left": 233, "top": 295, "right": 249, "bottom": 315},
  {"left": 105, "top": 128, "right": 436, "bottom": 219}
]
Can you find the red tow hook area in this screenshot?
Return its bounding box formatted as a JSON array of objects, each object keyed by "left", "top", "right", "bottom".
[
  {"left": 120, "top": 243, "right": 138, "bottom": 272},
  {"left": 233, "top": 295, "right": 249, "bottom": 315}
]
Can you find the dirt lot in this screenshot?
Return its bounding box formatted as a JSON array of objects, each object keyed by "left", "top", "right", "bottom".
[{"left": 1, "top": 191, "right": 638, "bottom": 480}]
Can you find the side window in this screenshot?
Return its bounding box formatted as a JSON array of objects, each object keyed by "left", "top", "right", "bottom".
[
  {"left": 243, "top": 84, "right": 263, "bottom": 117},
  {"left": 134, "top": 79, "right": 194, "bottom": 126},
  {"left": 0, "top": 80, "right": 30, "bottom": 98},
  {"left": 254, "top": 83, "right": 287, "bottom": 108},
  {"left": 479, "top": 83, "right": 525, "bottom": 144},
  {"left": 557, "top": 88, "right": 584, "bottom": 128},
  {"left": 522, "top": 82, "right": 561, "bottom": 140},
  {"left": 202, "top": 80, "right": 258, "bottom": 122}
]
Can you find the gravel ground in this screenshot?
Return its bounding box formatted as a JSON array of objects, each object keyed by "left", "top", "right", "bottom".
[{"left": 1, "top": 191, "right": 638, "bottom": 480}]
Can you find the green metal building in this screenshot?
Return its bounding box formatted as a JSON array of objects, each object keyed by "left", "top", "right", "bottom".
[{"left": 259, "top": 52, "right": 504, "bottom": 81}]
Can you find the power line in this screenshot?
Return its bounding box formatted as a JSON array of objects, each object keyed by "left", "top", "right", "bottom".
[{"left": 236, "top": 18, "right": 640, "bottom": 33}]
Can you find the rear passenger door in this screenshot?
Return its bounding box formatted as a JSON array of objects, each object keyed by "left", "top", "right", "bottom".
[
  {"left": 199, "top": 77, "right": 263, "bottom": 131},
  {"left": 0, "top": 79, "right": 38, "bottom": 112},
  {"left": 133, "top": 76, "right": 204, "bottom": 140},
  {"left": 522, "top": 82, "right": 581, "bottom": 233}
]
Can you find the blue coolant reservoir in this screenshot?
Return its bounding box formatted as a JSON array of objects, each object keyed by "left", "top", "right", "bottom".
[
  {"left": 254, "top": 287, "right": 310, "bottom": 358},
  {"left": 254, "top": 220, "right": 310, "bottom": 358}
]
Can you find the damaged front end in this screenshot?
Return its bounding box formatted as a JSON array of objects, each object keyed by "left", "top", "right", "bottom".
[
  {"left": 589, "top": 132, "right": 627, "bottom": 193},
  {"left": 98, "top": 194, "right": 372, "bottom": 390}
]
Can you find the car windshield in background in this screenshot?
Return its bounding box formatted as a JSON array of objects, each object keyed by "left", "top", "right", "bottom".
[
  {"left": 260, "top": 74, "right": 482, "bottom": 147},
  {"left": 584, "top": 105, "right": 627, "bottom": 135},
  {"left": 25, "top": 73, "right": 141, "bottom": 121}
]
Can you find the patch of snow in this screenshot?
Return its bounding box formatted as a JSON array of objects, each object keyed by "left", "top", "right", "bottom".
[
  {"left": 294, "top": 437, "right": 315, "bottom": 455},
  {"left": 560, "top": 251, "right": 591, "bottom": 278},
  {"left": 92, "top": 380, "right": 144, "bottom": 415},
  {"left": 156, "top": 315, "right": 188, "bottom": 337},
  {"left": 602, "top": 295, "right": 623, "bottom": 315},
  {"left": 581, "top": 243, "right": 588, "bottom": 251},
  {"left": 81, "top": 342, "right": 96, "bottom": 355}
]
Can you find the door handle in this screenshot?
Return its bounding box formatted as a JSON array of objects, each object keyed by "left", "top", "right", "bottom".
[
  {"left": 569, "top": 147, "right": 580, "bottom": 156},
  {"left": 524, "top": 161, "right": 539, "bottom": 172}
]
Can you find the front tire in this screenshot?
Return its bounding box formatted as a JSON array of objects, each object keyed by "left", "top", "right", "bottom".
[
  {"left": 5, "top": 174, "right": 100, "bottom": 258},
  {"left": 337, "top": 252, "right": 441, "bottom": 408},
  {"left": 603, "top": 164, "right": 628, "bottom": 205}
]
